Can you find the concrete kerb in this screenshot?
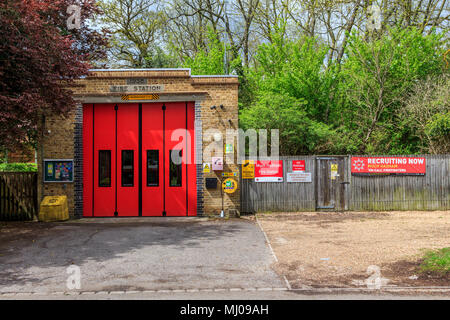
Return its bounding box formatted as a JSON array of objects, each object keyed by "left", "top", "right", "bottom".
[{"left": 2, "top": 286, "right": 450, "bottom": 297}]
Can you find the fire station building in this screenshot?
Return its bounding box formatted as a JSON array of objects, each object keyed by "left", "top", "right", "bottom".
[{"left": 37, "top": 69, "right": 240, "bottom": 218}]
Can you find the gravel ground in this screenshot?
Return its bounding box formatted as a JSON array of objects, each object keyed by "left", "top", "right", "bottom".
[{"left": 255, "top": 211, "right": 450, "bottom": 288}]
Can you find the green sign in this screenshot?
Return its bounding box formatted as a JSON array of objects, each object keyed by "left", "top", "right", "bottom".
[
  {"left": 225, "top": 143, "right": 234, "bottom": 154},
  {"left": 44, "top": 159, "right": 73, "bottom": 183}
]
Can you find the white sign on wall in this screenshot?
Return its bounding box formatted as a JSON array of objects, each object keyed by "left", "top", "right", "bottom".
[{"left": 286, "top": 172, "right": 312, "bottom": 183}]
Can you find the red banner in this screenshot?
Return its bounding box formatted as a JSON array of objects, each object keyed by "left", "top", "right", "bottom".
[
  {"left": 351, "top": 157, "right": 426, "bottom": 175},
  {"left": 255, "top": 160, "right": 283, "bottom": 182}
]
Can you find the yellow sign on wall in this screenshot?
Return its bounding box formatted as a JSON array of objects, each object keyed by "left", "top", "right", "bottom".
[
  {"left": 203, "top": 163, "right": 211, "bottom": 173},
  {"left": 222, "top": 178, "right": 238, "bottom": 194},
  {"left": 242, "top": 160, "right": 255, "bottom": 179},
  {"left": 331, "top": 163, "right": 338, "bottom": 180}
]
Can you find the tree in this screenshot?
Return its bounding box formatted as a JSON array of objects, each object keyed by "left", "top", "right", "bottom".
[
  {"left": 0, "top": 0, "right": 108, "bottom": 151},
  {"left": 166, "top": 0, "right": 260, "bottom": 67},
  {"left": 99, "top": 0, "right": 172, "bottom": 68}
]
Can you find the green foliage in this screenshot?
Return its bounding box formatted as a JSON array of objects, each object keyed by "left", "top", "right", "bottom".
[
  {"left": 240, "top": 27, "right": 336, "bottom": 154},
  {"left": 425, "top": 112, "right": 450, "bottom": 153},
  {"left": 420, "top": 248, "right": 450, "bottom": 275},
  {"left": 337, "top": 27, "right": 446, "bottom": 154},
  {"left": 0, "top": 163, "right": 37, "bottom": 172},
  {"left": 183, "top": 25, "right": 447, "bottom": 155},
  {"left": 426, "top": 112, "right": 450, "bottom": 138},
  {"left": 183, "top": 28, "right": 241, "bottom": 75},
  {"left": 250, "top": 30, "right": 333, "bottom": 120},
  {"left": 239, "top": 93, "right": 333, "bottom": 155},
  {"left": 240, "top": 26, "right": 447, "bottom": 155}
]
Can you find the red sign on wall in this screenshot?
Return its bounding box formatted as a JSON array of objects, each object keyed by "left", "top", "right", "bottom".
[
  {"left": 255, "top": 160, "right": 283, "bottom": 182},
  {"left": 292, "top": 160, "right": 306, "bottom": 172},
  {"left": 351, "top": 157, "right": 426, "bottom": 175}
]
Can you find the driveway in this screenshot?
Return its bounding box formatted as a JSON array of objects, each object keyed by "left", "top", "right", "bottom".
[{"left": 0, "top": 218, "right": 285, "bottom": 294}]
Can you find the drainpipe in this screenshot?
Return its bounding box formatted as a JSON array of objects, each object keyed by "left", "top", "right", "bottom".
[{"left": 38, "top": 114, "right": 45, "bottom": 221}]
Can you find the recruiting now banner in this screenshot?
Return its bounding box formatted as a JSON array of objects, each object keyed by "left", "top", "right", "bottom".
[{"left": 351, "top": 157, "right": 426, "bottom": 175}]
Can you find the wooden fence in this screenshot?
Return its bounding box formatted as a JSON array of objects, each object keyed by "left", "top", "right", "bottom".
[
  {"left": 241, "top": 155, "right": 450, "bottom": 213},
  {"left": 0, "top": 172, "right": 38, "bottom": 220},
  {"left": 241, "top": 156, "right": 316, "bottom": 212}
]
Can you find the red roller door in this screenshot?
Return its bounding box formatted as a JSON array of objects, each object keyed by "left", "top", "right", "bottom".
[{"left": 83, "top": 102, "right": 196, "bottom": 217}]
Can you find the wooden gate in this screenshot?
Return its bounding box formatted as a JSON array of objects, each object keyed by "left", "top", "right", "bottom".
[
  {"left": 0, "top": 172, "right": 38, "bottom": 220},
  {"left": 315, "top": 157, "right": 349, "bottom": 211}
]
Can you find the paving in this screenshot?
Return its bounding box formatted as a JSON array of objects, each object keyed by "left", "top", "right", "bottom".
[{"left": 0, "top": 218, "right": 285, "bottom": 294}]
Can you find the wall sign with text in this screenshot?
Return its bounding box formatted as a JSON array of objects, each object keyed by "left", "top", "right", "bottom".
[
  {"left": 287, "top": 172, "right": 312, "bottom": 183},
  {"left": 242, "top": 160, "right": 255, "bottom": 179},
  {"left": 351, "top": 157, "right": 426, "bottom": 176},
  {"left": 110, "top": 84, "right": 165, "bottom": 93},
  {"left": 255, "top": 160, "right": 283, "bottom": 182},
  {"left": 292, "top": 160, "right": 305, "bottom": 172}
]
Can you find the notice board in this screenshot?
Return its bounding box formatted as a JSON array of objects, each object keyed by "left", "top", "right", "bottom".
[{"left": 44, "top": 159, "right": 74, "bottom": 182}]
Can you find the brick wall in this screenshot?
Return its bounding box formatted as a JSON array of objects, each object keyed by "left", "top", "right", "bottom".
[
  {"left": 37, "top": 111, "right": 76, "bottom": 216},
  {"left": 6, "top": 147, "right": 36, "bottom": 163},
  {"left": 38, "top": 69, "right": 240, "bottom": 217}
]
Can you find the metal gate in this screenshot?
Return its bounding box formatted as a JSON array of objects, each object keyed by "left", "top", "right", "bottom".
[{"left": 315, "top": 157, "right": 348, "bottom": 211}]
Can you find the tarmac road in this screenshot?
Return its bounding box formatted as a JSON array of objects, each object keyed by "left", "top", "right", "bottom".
[{"left": 0, "top": 218, "right": 286, "bottom": 294}]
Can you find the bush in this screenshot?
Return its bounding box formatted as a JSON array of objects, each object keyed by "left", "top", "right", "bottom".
[{"left": 0, "top": 163, "right": 37, "bottom": 172}]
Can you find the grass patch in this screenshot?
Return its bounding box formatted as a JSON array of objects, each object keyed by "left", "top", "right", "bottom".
[
  {"left": 0, "top": 162, "right": 37, "bottom": 172},
  {"left": 420, "top": 248, "right": 450, "bottom": 276}
]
